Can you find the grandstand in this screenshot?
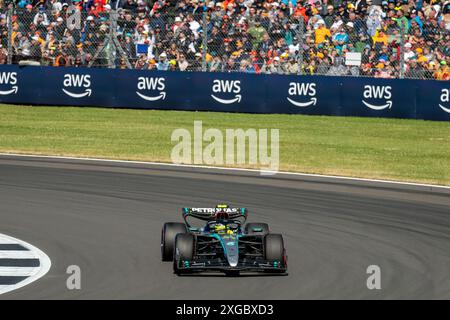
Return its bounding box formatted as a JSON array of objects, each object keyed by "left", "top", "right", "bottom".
[{"left": 0, "top": 0, "right": 448, "bottom": 80}]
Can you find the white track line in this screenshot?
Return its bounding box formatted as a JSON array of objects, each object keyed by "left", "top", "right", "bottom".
[
  {"left": 0, "top": 267, "right": 39, "bottom": 277},
  {"left": 0, "top": 251, "right": 38, "bottom": 259},
  {"left": 0, "top": 152, "right": 449, "bottom": 190},
  {"left": 0, "top": 238, "right": 17, "bottom": 244},
  {"left": 0, "top": 233, "right": 51, "bottom": 295},
  {"left": 0, "top": 238, "right": 20, "bottom": 244}
]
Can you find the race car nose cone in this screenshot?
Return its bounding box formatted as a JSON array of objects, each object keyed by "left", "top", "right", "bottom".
[
  {"left": 228, "top": 260, "right": 238, "bottom": 267},
  {"left": 225, "top": 241, "right": 239, "bottom": 267}
]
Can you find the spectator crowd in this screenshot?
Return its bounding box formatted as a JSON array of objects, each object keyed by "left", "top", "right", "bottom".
[{"left": 0, "top": 0, "right": 449, "bottom": 80}]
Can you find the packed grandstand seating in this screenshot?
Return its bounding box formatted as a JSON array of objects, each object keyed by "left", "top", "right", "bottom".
[{"left": 0, "top": 0, "right": 448, "bottom": 79}]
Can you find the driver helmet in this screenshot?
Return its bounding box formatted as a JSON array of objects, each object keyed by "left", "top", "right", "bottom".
[{"left": 214, "top": 223, "right": 226, "bottom": 232}]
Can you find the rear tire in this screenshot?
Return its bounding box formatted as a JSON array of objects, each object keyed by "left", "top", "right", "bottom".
[
  {"left": 173, "top": 233, "right": 195, "bottom": 275},
  {"left": 161, "top": 222, "right": 187, "bottom": 261},
  {"left": 245, "top": 223, "right": 269, "bottom": 235}
]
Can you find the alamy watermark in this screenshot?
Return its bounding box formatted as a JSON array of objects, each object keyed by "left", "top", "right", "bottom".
[
  {"left": 66, "top": 265, "right": 81, "bottom": 290},
  {"left": 66, "top": 5, "right": 81, "bottom": 31},
  {"left": 366, "top": 265, "right": 381, "bottom": 290},
  {"left": 171, "top": 121, "right": 279, "bottom": 175}
]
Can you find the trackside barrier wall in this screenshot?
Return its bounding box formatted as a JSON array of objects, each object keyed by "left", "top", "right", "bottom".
[{"left": 0, "top": 65, "right": 448, "bottom": 121}]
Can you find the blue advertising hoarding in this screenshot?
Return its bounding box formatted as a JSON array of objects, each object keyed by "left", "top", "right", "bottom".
[
  {"left": 416, "top": 80, "right": 450, "bottom": 121},
  {"left": 340, "top": 77, "right": 417, "bottom": 119},
  {"left": 0, "top": 65, "right": 448, "bottom": 121},
  {"left": 264, "top": 74, "right": 341, "bottom": 116}
]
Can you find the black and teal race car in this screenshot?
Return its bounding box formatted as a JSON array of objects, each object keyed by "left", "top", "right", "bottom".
[{"left": 161, "top": 205, "right": 287, "bottom": 276}]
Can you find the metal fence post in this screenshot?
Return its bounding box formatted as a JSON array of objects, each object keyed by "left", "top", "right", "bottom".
[
  {"left": 399, "top": 20, "right": 406, "bottom": 79},
  {"left": 108, "top": 10, "right": 116, "bottom": 68},
  {"left": 202, "top": 12, "right": 208, "bottom": 72},
  {"left": 297, "top": 17, "right": 304, "bottom": 75},
  {"left": 7, "top": 7, "right": 13, "bottom": 64}
]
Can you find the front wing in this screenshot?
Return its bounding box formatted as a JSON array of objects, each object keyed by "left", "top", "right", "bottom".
[{"left": 175, "top": 257, "right": 287, "bottom": 273}]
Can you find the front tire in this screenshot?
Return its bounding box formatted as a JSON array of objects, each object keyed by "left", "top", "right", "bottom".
[
  {"left": 264, "top": 233, "right": 286, "bottom": 261},
  {"left": 161, "top": 222, "right": 187, "bottom": 261},
  {"left": 173, "top": 233, "right": 195, "bottom": 275}
]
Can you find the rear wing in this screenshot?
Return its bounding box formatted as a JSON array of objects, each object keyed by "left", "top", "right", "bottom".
[{"left": 182, "top": 207, "right": 248, "bottom": 226}]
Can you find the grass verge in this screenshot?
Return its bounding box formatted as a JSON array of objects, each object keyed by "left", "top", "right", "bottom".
[{"left": 0, "top": 104, "right": 449, "bottom": 186}]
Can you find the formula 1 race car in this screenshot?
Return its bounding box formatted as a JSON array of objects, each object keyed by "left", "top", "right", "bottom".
[{"left": 161, "top": 204, "right": 287, "bottom": 276}]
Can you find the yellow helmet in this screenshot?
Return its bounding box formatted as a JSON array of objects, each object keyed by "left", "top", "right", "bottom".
[{"left": 214, "top": 224, "right": 226, "bottom": 231}]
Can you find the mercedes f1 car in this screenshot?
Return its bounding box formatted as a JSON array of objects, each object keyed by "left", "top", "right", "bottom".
[{"left": 161, "top": 205, "right": 287, "bottom": 275}]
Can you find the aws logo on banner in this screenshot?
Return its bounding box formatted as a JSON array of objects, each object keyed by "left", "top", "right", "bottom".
[
  {"left": 0, "top": 72, "right": 18, "bottom": 95},
  {"left": 62, "top": 74, "right": 92, "bottom": 98},
  {"left": 439, "top": 89, "right": 450, "bottom": 114},
  {"left": 362, "top": 85, "right": 392, "bottom": 110},
  {"left": 287, "top": 82, "right": 317, "bottom": 107},
  {"left": 136, "top": 77, "right": 166, "bottom": 101},
  {"left": 211, "top": 80, "right": 241, "bottom": 104}
]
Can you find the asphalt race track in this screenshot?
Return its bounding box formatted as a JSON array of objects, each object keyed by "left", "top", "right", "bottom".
[{"left": 0, "top": 154, "right": 450, "bottom": 299}]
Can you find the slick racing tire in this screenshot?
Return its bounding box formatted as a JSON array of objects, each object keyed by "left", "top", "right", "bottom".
[
  {"left": 245, "top": 223, "right": 269, "bottom": 235},
  {"left": 161, "top": 222, "right": 187, "bottom": 261},
  {"left": 173, "top": 233, "right": 195, "bottom": 275},
  {"left": 264, "top": 233, "right": 285, "bottom": 262}
]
